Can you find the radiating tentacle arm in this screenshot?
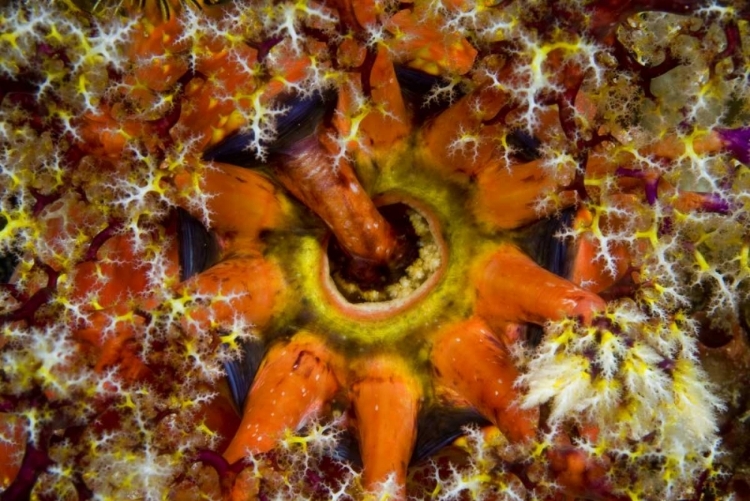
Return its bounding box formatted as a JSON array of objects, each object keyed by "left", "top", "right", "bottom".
[
  {"left": 349, "top": 355, "right": 420, "bottom": 499},
  {"left": 223, "top": 334, "right": 339, "bottom": 463},
  {"left": 473, "top": 159, "right": 577, "bottom": 229},
  {"left": 332, "top": 49, "right": 411, "bottom": 158},
  {"left": 418, "top": 87, "right": 509, "bottom": 177},
  {"left": 274, "top": 135, "right": 407, "bottom": 273},
  {"left": 174, "top": 162, "right": 287, "bottom": 244},
  {"left": 475, "top": 244, "right": 606, "bottom": 329},
  {"left": 178, "top": 255, "right": 284, "bottom": 334},
  {"left": 431, "top": 318, "right": 538, "bottom": 443}
]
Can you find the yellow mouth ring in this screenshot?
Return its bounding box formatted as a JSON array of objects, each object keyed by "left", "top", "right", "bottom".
[
  {"left": 278, "top": 156, "right": 484, "bottom": 348},
  {"left": 319, "top": 193, "right": 448, "bottom": 321}
]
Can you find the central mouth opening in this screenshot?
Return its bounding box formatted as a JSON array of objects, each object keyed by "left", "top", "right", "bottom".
[{"left": 327, "top": 202, "right": 441, "bottom": 304}]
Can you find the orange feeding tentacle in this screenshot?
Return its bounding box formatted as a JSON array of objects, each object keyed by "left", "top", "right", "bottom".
[
  {"left": 419, "top": 88, "right": 508, "bottom": 177},
  {"left": 358, "top": 49, "right": 411, "bottom": 153},
  {"left": 473, "top": 158, "right": 577, "bottom": 229},
  {"left": 175, "top": 162, "right": 287, "bottom": 243},
  {"left": 179, "top": 255, "right": 284, "bottom": 333},
  {"left": 431, "top": 318, "right": 538, "bottom": 443},
  {"left": 76, "top": 256, "right": 284, "bottom": 382},
  {"left": 475, "top": 244, "right": 606, "bottom": 329},
  {"left": 350, "top": 356, "right": 420, "bottom": 498},
  {"left": 223, "top": 334, "right": 339, "bottom": 464},
  {"left": 274, "top": 135, "right": 402, "bottom": 266},
  {"left": 568, "top": 206, "right": 632, "bottom": 294}
]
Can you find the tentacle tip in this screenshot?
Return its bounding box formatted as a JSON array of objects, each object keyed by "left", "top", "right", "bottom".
[{"left": 571, "top": 293, "right": 608, "bottom": 325}]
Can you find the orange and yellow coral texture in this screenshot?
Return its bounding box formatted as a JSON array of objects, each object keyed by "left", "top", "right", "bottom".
[{"left": 1, "top": 0, "right": 750, "bottom": 499}]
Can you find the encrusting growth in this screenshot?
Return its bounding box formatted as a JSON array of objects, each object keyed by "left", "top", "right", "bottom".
[{"left": 0, "top": 0, "right": 749, "bottom": 500}]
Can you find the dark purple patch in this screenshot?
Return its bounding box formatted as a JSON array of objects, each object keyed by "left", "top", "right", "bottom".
[{"left": 717, "top": 126, "right": 750, "bottom": 165}]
